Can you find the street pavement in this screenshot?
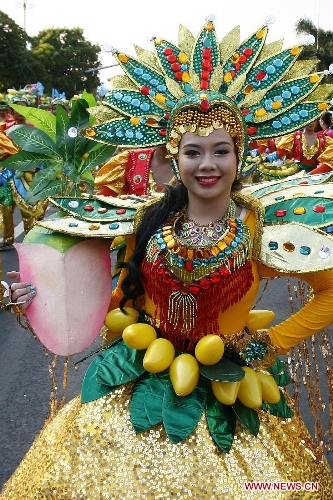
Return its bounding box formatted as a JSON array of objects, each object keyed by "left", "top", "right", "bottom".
[{"left": 0, "top": 207, "right": 332, "bottom": 490}]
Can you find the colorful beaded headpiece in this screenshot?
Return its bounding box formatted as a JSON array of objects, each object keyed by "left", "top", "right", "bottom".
[{"left": 84, "top": 17, "right": 332, "bottom": 176}]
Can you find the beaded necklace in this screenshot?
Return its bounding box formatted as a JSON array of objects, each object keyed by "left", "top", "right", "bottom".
[
  {"left": 141, "top": 201, "right": 254, "bottom": 351},
  {"left": 175, "top": 200, "right": 236, "bottom": 247}
]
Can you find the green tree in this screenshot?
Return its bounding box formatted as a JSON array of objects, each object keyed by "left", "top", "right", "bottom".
[
  {"left": 30, "top": 28, "right": 101, "bottom": 98},
  {"left": 0, "top": 10, "right": 42, "bottom": 90},
  {"left": 295, "top": 18, "right": 333, "bottom": 78}
]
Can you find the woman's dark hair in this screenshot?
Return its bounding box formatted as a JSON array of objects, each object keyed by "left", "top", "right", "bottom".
[
  {"left": 119, "top": 173, "right": 242, "bottom": 308},
  {"left": 320, "top": 112, "right": 333, "bottom": 129},
  {"left": 119, "top": 182, "right": 188, "bottom": 307}
]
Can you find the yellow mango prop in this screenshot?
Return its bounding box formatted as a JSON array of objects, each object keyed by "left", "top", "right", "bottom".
[
  {"left": 122, "top": 323, "right": 157, "bottom": 350},
  {"left": 246, "top": 309, "right": 275, "bottom": 333},
  {"left": 195, "top": 335, "right": 224, "bottom": 365},
  {"left": 256, "top": 371, "right": 281, "bottom": 404},
  {"left": 143, "top": 338, "right": 175, "bottom": 373},
  {"left": 169, "top": 354, "right": 200, "bottom": 396},
  {"left": 237, "top": 367, "right": 262, "bottom": 409},
  {"left": 211, "top": 380, "right": 241, "bottom": 405},
  {"left": 104, "top": 307, "right": 139, "bottom": 332}
]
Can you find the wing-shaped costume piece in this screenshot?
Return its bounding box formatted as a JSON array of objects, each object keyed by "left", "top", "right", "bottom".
[{"left": 242, "top": 172, "right": 333, "bottom": 272}]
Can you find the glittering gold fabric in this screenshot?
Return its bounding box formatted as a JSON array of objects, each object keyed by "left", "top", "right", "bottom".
[{"left": 1, "top": 384, "right": 332, "bottom": 499}]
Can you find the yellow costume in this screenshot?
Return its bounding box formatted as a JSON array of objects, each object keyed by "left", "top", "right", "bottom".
[
  {"left": 1, "top": 204, "right": 333, "bottom": 499},
  {"left": 2, "top": 17, "right": 333, "bottom": 500}
]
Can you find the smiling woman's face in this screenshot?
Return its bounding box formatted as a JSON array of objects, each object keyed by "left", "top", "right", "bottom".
[{"left": 178, "top": 128, "right": 238, "bottom": 205}]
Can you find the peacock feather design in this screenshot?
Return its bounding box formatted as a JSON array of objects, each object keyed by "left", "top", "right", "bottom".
[{"left": 84, "top": 17, "right": 333, "bottom": 151}]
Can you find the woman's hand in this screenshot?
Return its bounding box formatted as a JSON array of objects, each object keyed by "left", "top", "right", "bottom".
[{"left": 6, "top": 271, "right": 36, "bottom": 314}]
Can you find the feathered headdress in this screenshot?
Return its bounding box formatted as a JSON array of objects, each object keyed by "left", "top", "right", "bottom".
[{"left": 84, "top": 17, "right": 332, "bottom": 172}]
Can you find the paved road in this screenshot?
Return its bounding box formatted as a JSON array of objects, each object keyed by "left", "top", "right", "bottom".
[{"left": 1, "top": 207, "right": 332, "bottom": 490}]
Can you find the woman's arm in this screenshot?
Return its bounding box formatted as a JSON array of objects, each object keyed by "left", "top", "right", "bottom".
[{"left": 258, "top": 263, "right": 333, "bottom": 352}]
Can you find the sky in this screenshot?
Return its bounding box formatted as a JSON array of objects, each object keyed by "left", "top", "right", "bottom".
[{"left": 0, "top": 0, "right": 332, "bottom": 87}]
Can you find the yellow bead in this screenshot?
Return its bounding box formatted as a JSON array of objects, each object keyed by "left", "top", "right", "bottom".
[
  {"left": 246, "top": 309, "right": 275, "bottom": 333},
  {"left": 255, "top": 108, "right": 267, "bottom": 117},
  {"left": 205, "top": 22, "right": 214, "bottom": 31},
  {"left": 155, "top": 93, "right": 166, "bottom": 104},
  {"left": 211, "top": 380, "right": 241, "bottom": 405},
  {"left": 130, "top": 117, "right": 140, "bottom": 125},
  {"left": 290, "top": 47, "right": 300, "bottom": 56},
  {"left": 122, "top": 323, "right": 157, "bottom": 350},
  {"left": 182, "top": 72, "right": 190, "bottom": 83},
  {"left": 318, "top": 102, "right": 328, "bottom": 111},
  {"left": 179, "top": 52, "right": 188, "bottom": 64},
  {"left": 309, "top": 74, "right": 320, "bottom": 84},
  {"left": 271, "top": 101, "right": 282, "bottom": 110},
  {"left": 224, "top": 72, "right": 233, "bottom": 83},
  {"left": 118, "top": 53, "right": 129, "bottom": 63},
  {"left": 143, "top": 338, "right": 175, "bottom": 373},
  {"left": 195, "top": 335, "right": 224, "bottom": 365},
  {"left": 237, "top": 367, "right": 262, "bottom": 409},
  {"left": 169, "top": 354, "right": 199, "bottom": 396},
  {"left": 256, "top": 372, "right": 281, "bottom": 404},
  {"left": 104, "top": 307, "right": 139, "bottom": 332},
  {"left": 154, "top": 38, "right": 163, "bottom": 45},
  {"left": 256, "top": 29, "right": 265, "bottom": 39}
]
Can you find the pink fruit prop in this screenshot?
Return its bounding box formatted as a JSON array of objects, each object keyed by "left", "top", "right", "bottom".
[{"left": 14, "top": 237, "right": 112, "bottom": 356}]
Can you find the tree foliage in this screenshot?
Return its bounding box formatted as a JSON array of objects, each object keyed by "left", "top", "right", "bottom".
[
  {"left": 0, "top": 10, "right": 102, "bottom": 98},
  {"left": 295, "top": 18, "right": 333, "bottom": 78},
  {"left": 30, "top": 28, "right": 101, "bottom": 97}
]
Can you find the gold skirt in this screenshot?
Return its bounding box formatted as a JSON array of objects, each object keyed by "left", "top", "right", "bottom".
[{"left": 1, "top": 383, "right": 332, "bottom": 499}]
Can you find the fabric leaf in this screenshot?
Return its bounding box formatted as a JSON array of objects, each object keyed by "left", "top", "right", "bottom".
[
  {"left": 206, "top": 391, "right": 236, "bottom": 453},
  {"left": 200, "top": 357, "right": 245, "bottom": 382},
  {"left": 268, "top": 358, "right": 291, "bottom": 386},
  {"left": 7, "top": 125, "right": 60, "bottom": 156},
  {"left": 262, "top": 390, "right": 294, "bottom": 418},
  {"left": 81, "top": 350, "right": 117, "bottom": 403},
  {"left": 96, "top": 341, "right": 145, "bottom": 387},
  {"left": 232, "top": 400, "right": 260, "bottom": 436},
  {"left": 162, "top": 377, "right": 208, "bottom": 443},
  {"left": 130, "top": 374, "right": 153, "bottom": 434}
]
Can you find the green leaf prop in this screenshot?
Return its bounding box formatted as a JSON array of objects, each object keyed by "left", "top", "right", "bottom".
[
  {"left": 206, "top": 391, "right": 236, "bottom": 453},
  {"left": 2, "top": 150, "right": 55, "bottom": 170},
  {"left": 200, "top": 357, "right": 245, "bottom": 382},
  {"left": 162, "top": 377, "right": 209, "bottom": 443},
  {"left": 55, "top": 107, "right": 72, "bottom": 160},
  {"left": 9, "top": 104, "right": 56, "bottom": 139},
  {"left": 4, "top": 95, "right": 115, "bottom": 201},
  {"left": 81, "top": 349, "right": 118, "bottom": 403},
  {"left": 232, "top": 400, "right": 260, "bottom": 436},
  {"left": 7, "top": 125, "right": 61, "bottom": 156},
  {"left": 96, "top": 341, "right": 146, "bottom": 387},
  {"left": 130, "top": 372, "right": 168, "bottom": 433},
  {"left": 26, "top": 180, "right": 64, "bottom": 203},
  {"left": 25, "top": 165, "right": 62, "bottom": 203},
  {"left": 268, "top": 358, "right": 291, "bottom": 386},
  {"left": 79, "top": 144, "right": 116, "bottom": 174},
  {"left": 262, "top": 390, "right": 293, "bottom": 418}
]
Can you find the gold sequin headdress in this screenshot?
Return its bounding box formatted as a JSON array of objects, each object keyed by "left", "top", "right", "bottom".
[{"left": 83, "top": 16, "right": 333, "bottom": 178}]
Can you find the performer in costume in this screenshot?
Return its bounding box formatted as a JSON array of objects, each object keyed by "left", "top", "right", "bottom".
[
  {"left": 0, "top": 97, "right": 48, "bottom": 248},
  {"left": 274, "top": 119, "right": 333, "bottom": 174},
  {"left": 2, "top": 18, "right": 333, "bottom": 499},
  {"left": 95, "top": 145, "right": 176, "bottom": 197},
  {"left": 319, "top": 110, "right": 333, "bottom": 138}
]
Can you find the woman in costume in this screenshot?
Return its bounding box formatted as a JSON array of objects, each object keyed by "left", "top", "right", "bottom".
[
  {"left": 319, "top": 110, "right": 333, "bottom": 138},
  {"left": 274, "top": 119, "right": 333, "bottom": 174},
  {"left": 2, "top": 18, "right": 333, "bottom": 499},
  {"left": 94, "top": 145, "right": 176, "bottom": 197}
]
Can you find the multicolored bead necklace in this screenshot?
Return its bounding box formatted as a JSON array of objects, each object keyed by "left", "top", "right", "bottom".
[
  {"left": 142, "top": 201, "right": 254, "bottom": 350},
  {"left": 175, "top": 200, "right": 236, "bottom": 247}
]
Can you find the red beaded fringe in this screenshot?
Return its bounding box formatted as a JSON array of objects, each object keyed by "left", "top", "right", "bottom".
[{"left": 142, "top": 257, "right": 253, "bottom": 352}]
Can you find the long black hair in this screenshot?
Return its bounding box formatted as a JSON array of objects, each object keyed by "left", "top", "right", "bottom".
[{"left": 119, "top": 182, "right": 188, "bottom": 307}]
